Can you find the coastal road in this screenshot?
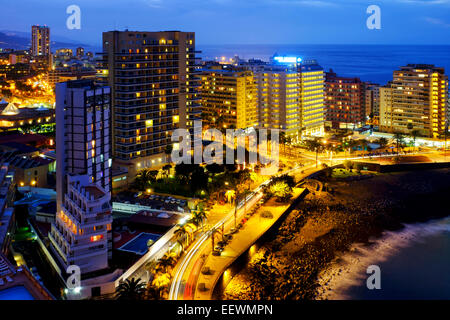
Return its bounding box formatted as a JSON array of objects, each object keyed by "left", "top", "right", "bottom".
[
  {"left": 169, "top": 184, "right": 265, "bottom": 300},
  {"left": 168, "top": 163, "right": 323, "bottom": 300}
]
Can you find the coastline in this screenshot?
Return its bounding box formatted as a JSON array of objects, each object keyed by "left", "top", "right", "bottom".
[
  {"left": 316, "top": 216, "right": 450, "bottom": 300},
  {"left": 221, "top": 168, "right": 450, "bottom": 300}
]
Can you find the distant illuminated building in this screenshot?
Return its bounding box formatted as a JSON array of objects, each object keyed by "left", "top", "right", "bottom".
[
  {"left": 31, "top": 25, "right": 50, "bottom": 57},
  {"left": 244, "top": 56, "right": 325, "bottom": 139},
  {"left": 0, "top": 101, "right": 55, "bottom": 131},
  {"left": 76, "top": 47, "right": 84, "bottom": 58},
  {"left": 55, "top": 48, "right": 73, "bottom": 59},
  {"left": 325, "top": 70, "right": 365, "bottom": 130},
  {"left": 380, "top": 64, "right": 449, "bottom": 138},
  {"left": 201, "top": 67, "right": 258, "bottom": 130},
  {"left": 299, "top": 61, "right": 326, "bottom": 137},
  {"left": 365, "top": 83, "right": 380, "bottom": 126},
  {"left": 253, "top": 64, "right": 301, "bottom": 136},
  {"left": 47, "top": 65, "right": 97, "bottom": 87}
]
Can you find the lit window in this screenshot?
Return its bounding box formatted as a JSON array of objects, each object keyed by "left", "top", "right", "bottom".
[{"left": 90, "top": 235, "right": 104, "bottom": 242}]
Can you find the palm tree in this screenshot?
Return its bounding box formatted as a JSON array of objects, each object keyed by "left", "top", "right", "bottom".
[
  {"left": 377, "top": 137, "right": 388, "bottom": 149},
  {"left": 210, "top": 228, "right": 219, "bottom": 251},
  {"left": 176, "top": 239, "right": 185, "bottom": 255},
  {"left": 304, "top": 138, "right": 324, "bottom": 168},
  {"left": 162, "top": 164, "right": 172, "bottom": 178},
  {"left": 133, "top": 169, "right": 158, "bottom": 190},
  {"left": 358, "top": 139, "right": 369, "bottom": 152},
  {"left": 146, "top": 285, "right": 164, "bottom": 300},
  {"left": 190, "top": 210, "right": 207, "bottom": 232},
  {"left": 156, "top": 253, "right": 176, "bottom": 274},
  {"left": 150, "top": 273, "right": 171, "bottom": 300},
  {"left": 164, "top": 144, "right": 173, "bottom": 159},
  {"left": 115, "top": 278, "right": 146, "bottom": 300},
  {"left": 188, "top": 215, "right": 201, "bottom": 231},
  {"left": 196, "top": 209, "right": 208, "bottom": 232},
  {"left": 279, "top": 131, "right": 287, "bottom": 155},
  {"left": 285, "top": 136, "right": 293, "bottom": 156},
  {"left": 411, "top": 129, "right": 420, "bottom": 150},
  {"left": 394, "top": 132, "right": 405, "bottom": 156},
  {"left": 174, "top": 225, "right": 189, "bottom": 248}
]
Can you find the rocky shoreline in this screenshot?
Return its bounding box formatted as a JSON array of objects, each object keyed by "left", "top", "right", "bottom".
[{"left": 221, "top": 168, "right": 450, "bottom": 300}]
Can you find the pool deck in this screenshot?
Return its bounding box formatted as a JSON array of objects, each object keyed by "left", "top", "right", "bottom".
[
  {"left": 117, "top": 232, "right": 162, "bottom": 255},
  {"left": 0, "top": 268, "right": 53, "bottom": 300},
  {"left": 0, "top": 253, "right": 53, "bottom": 300}
]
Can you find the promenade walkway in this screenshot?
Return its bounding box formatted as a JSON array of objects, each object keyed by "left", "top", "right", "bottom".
[{"left": 194, "top": 187, "right": 307, "bottom": 300}]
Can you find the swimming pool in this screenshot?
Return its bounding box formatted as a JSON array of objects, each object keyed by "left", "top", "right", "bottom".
[
  {"left": 118, "top": 233, "right": 161, "bottom": 255},
  {"left": 0, "top": 285, "right": 35, "bottom": 300}
]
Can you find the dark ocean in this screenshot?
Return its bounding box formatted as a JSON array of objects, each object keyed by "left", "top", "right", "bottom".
[
  {"left": 199, "top": 44, "right": 450, "bottom": 85},
  {"left": 321, "top": 217, "right": 450, "bottom": 300}
]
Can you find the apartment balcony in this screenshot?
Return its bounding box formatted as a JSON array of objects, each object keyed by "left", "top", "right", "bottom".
[
  {"left": 114, "top": 94, "right": 178, "bottom": 102},
  {"left": 49, "top": 226, "right": 71, "bottom": 251},
  {"left": 115, "top": 80, "right": 179, "bottom": 87},
  {"left": 67, "top": 246, "right": 108, "bottom": 262},
  {"left": 114, "top": 72, "right": 179, "bottom": 79}
]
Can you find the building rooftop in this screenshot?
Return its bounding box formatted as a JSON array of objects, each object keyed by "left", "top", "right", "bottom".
[
  {"left": 0, "top": 132, "right": 49, "bottom": 145},
  {"left": 82, "top": 185, "right": 106, "bottom": 200},
  {"left": 0, "top": 142, "right": 39, "bottom": 155},
  {"left": 401, "top": 64, "right": 445, "bottom": 72},
  {"left": 64, "top": 79, "right": 109, "bottom": 91},
  {"left": 0, "top": 151, "right": 54, "bottom": 169}
]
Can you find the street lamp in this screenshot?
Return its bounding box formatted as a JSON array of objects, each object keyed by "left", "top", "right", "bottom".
[{"left": 315, "top": 147, "right": 318, "bottom": 168}]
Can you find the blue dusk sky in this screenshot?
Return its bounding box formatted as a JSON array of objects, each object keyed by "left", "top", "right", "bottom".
[{"left": 1, "top": 0, "right": 449, "bottom": 46}]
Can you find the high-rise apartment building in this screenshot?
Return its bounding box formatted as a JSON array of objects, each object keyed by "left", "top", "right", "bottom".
[
  {"left": 254, "top": 64, "right": 301, "bottom": 137},
  {"left": 299, "top": 61, "right": 326, "bottom": 136},
  {"left": 76, "top": 47, "right": 85, "bottom": 58},
  {"left": 379, "top": 64, "right": 448, "bottom": 138},
  {"left": 365, "top": 83, "right": 380, "bottom": 126},
  {"left": 249, "top": 58, "right": 325, "bottom": 139},
  {"left": 325, "top": 70, "right": 365, "bottom": 129},
  {"left": 31, "top": 25, "right": 50, "bottom": 57},
  {"left": 379, "top": 85, "right": 393, "bottom": 131},
  {"left": 99, "top": 30, "right": 200, "bottom": 175},
  {"left": 201, "top": 67, "right": 258, "bottom": 130},
  {"left": 52, "top": 79, "right": 112, "bottom": 275},
  {"left": 55, "top": 80, "right": 111, "bottom": 213}
]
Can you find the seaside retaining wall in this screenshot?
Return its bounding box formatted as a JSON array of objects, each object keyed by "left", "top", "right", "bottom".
[
  {"left": 211, "top": 188, "right": 310, "bottom": 299},
  {"left": 347, "top": 161, "right": 450, "bottom": 173}
]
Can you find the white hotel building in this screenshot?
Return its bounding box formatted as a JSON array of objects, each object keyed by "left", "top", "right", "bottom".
[
  {"left": 49, "top": 175, "right": 112, "bottom": 274},
  {"left": 52, "top": 80, "right": 113, "bottom": 276}
]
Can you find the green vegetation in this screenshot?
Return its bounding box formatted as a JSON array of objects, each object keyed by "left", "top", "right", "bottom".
[
  {"left": 115, "top": 278, "right": 146, "bottom": 300},
  {"left": 262, "top": 174, "right": 296, "bottom": 203}
]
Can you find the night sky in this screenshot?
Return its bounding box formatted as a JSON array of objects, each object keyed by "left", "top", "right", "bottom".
[{"left": 1, "top": 0, "right": 449, "bottom": 46}]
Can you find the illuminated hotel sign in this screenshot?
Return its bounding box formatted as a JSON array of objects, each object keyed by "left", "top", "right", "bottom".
[{"left": 273, "top": 56, "right": 302, "bottom": 64}]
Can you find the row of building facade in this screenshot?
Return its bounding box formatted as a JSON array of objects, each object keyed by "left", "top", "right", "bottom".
[{"left": 200, "top": 62, "right": 449, "bottom": 139}]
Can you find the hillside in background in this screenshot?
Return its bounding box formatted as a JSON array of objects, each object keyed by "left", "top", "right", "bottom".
[{"left": 0, "top": 30, "right": 97, "bottom": 52}]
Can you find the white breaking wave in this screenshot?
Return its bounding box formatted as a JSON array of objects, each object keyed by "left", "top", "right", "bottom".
[{"left": 316, "top": 216, "right": 450, "bottom": 300}]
